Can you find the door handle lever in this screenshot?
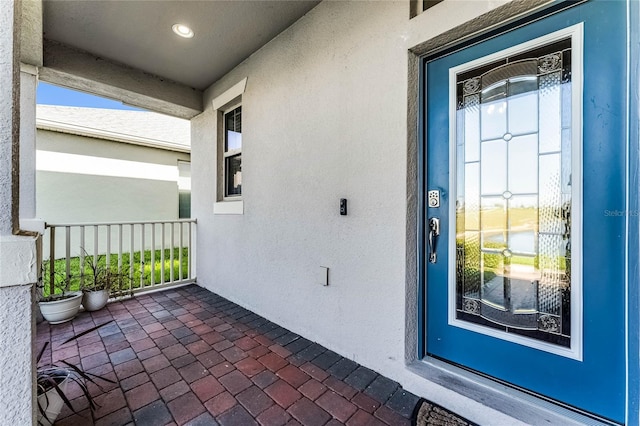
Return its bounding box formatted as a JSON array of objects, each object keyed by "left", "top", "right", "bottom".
[{"left": 428, "top": 217, "right": 440, "bottom": 263}]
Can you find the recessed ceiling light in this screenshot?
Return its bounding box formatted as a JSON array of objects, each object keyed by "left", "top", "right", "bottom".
[{"left": 172, "top": 24, "right": 194, "bottom": 39}]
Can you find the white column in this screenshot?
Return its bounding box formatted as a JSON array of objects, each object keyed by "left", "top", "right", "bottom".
[
  {"left": 0, "top": 0, "right": 20, "bottom": 234},
  {"left": 0, "top": 0, "right": 38, "bottom": 425},
  {"left": 19, "top": 65, "right": 39, "bottom": 225}
]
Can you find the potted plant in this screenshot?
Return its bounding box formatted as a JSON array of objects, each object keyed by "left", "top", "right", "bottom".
[
  {"left": 37, "top": 321, "right": 116, "bottom": 425},
  {"left": 81, "top": 251, "right": 132, "bottom": 312},
  {"left": 38, "top": 272, "right": 83, "bottom": 324}
]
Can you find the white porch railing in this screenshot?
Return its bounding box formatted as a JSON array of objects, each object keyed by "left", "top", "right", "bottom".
[{"left": 42, "top": 219, "right": 196, "bottom": 296}]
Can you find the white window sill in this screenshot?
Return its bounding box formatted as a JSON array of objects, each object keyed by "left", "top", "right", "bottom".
[{"left": 214, "top": 200, "right": 243, "bottom": 215}]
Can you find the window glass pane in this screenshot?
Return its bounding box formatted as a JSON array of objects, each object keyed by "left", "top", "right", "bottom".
[
  {"left": 480, "top": 139, "right": 507, "bottom": 194},
  {"left": 508, "top": 76, "right": 538, "bottom": 135},
  {"left": 225, "top": 107, "right": 242, "bottom": 151},
  {"left": 225, "top": 154, "right": 242, "bottom": 196},
  {"left": 227, "top": 130, "right": 242, "bottom": 151},
  {"left": 508, "top": 134, "right": 538, "bottom": 194},
  {"left": 480, "top": 83, "right": 507, "bottom": 141}
]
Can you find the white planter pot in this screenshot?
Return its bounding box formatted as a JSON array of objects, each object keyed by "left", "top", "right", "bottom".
[
  {"left": 82, "top": 289, "right": 109, "bottom": 311},
  {"left": 38, "top": 292, "right": 82, "bottom": 324},
  {"left": 37, "top": 372, "right": 69, "bottom": 426}
]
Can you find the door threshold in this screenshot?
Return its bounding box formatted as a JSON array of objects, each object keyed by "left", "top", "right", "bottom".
[{"left": 407, "top": 358, "right": 619, "bottom": 426}]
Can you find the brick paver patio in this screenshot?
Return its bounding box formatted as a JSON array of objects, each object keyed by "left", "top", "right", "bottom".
[{"left": 37, "top": 285, "right": 420, "bottom": 425}]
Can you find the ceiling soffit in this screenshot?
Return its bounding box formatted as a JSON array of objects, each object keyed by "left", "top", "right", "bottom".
[{"left": 42, "top": 0, "right": 321, "bottom": 91}]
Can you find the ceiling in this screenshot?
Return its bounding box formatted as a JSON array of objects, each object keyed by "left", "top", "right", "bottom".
[{"left": 43, "top": 0, "right": 321, "bottom": 91}]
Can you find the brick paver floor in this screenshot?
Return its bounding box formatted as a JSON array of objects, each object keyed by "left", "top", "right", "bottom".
[{"left": 37, "top": 285, "right": 420, "bottom": 426}]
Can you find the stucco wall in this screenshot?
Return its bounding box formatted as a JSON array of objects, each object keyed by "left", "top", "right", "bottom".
[
  {"left": 0, "top": 282, "right": 35, "bottom": 424},
  {"left": 192, "top": 0, "right": 511, "bottom": 409}
]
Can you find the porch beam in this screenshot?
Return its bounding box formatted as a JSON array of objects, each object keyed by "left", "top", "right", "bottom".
[
  {"left": 41, "top": 39, "right": 203, "bottom": 119},
  {"left": 20, "top": 0, "right": 43, "bottom": 67}
]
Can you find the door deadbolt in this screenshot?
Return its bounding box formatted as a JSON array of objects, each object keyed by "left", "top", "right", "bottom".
[{"left": 428, "top": 190, "right": 440, "bottom": 208}]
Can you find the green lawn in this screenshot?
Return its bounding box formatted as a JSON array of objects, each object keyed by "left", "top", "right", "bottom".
[{"left": 42, "top": 247, "right": 190, "bottom": 297}]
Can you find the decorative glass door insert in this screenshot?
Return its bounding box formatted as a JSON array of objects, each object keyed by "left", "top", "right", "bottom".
[{"left": 452, "top": 38, "right": 577, "bottom": 350}]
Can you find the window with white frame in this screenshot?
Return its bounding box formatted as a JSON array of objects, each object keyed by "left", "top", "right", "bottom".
[
  {"left": 213, "top": 77, "right": 246, "bottom": 215},
  {"left": 223, "top": 105, "right": 242, "bottom": 197}
]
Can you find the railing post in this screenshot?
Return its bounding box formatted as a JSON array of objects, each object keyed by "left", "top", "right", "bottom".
[
  {"left": 80, "top": 226, "right": 85, "bottom": 288},
  {"left": 106, "top": 224, "right": 111, "bottom": 269},
  {"left": 49, "top": 226, "right": 55, "bottom": 295},
  {"left": 65, "top": 226, "right": 71, "bottom": 284},
  {"left": 179, "top": 223, "right": 184, "bottom": 280},
  {"left": 93, "top": 225, "right": 98, "bottom": 270},
  {"left": 118, "top": 224, "right": 123, "bottom": 274},
  {"left": 161, "top": 223, "right": 165, "bottom": 285},
  {"left": 129, "top": 224, "right": 134, "bottom": 292},
  {"left": 170, "top": 222, "right": 175, "bottom": 283},
  {"left": 140, "top": 223, "right": 145, "bottom": 288},
  {"left": 188, "top": 221, "right": 193, "bottom": 280},
  {"left": 151, "top": 223, "right": 156, "bottom": 286}
]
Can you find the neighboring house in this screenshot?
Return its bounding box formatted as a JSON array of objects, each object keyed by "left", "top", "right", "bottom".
[
  {"left": 3, "top": 1, "right": 640, "bottom": 425},
  {"left": 36, "top": 105, "right": 191, "bottom": 225}
]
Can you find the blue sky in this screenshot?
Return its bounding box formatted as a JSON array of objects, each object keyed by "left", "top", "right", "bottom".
[{"left": 37, "top": 82, "right": 143, "bottom": 110}]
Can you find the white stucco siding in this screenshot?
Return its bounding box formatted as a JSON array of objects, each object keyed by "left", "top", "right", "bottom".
[{"left": 193, "top": 0, "right": 514, "bottom": 399}]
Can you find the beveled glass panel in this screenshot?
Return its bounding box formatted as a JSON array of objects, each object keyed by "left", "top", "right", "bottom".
[
  {"left": 457, "top": 108, "right": 465, "bottom": 147},
  {"left": 481, "top": 84, "right": 507, "bottom": 141},
  {"left": 561, "top": 127, "right": 572, "bottom": 194},
  {"left": 508, "top": 134, "right": 538, "bottom": 194},
  {"left": 507, "top": 76, "right": 538, "bottom": 135},
  {"left": 539, "top": 153, "right": 562, "bottom": 234},
  {"left": 464, "top": 95, "right": 480, "bottom": 162},
  {"left": 464, "top": 163, "right": 480, "bottom": 230},
  {"left": 462, "top": 232, "right": 481, "bottom": 298},
  {"left": 481, "top": 197, "right": 506, "bottom": 249},
  {"left": 481, "top": 140, "right": 507, "bottom": 194},
  {"left": 457, "top": 143, "right": 465, "bottom": 231},
  {"left": 538, "top": 233, "right": 566, "bottom": 317},
  {"left": 539, "top": 71, "right": 562, "bottom": 153},
  {"left": 507, "top": 195, "right": 538, "bottom": 254},
  {"left": 481, "top": 252, "right": 506, "bottom": 309},
  {"left": 510, "top": 266, "right": 539, "bottom": 312},
  {"left": 561, "top": 81, "right": 572, "bottom": 129}
]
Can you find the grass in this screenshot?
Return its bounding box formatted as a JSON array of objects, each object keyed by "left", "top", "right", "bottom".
[{"left": 42, "top": 247, "right": 190, "bottom": 297}]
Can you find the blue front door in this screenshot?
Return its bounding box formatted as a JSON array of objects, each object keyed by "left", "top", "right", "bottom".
[{"left": 425, "top": 1, "right": 627, "bottom": 422}]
